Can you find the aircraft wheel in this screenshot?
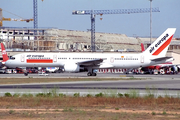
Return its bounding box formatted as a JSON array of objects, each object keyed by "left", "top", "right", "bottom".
[
  {"left": 92, "top": 73, "right": 97, "bottom": 76},
  {"left": 24, "top": 73, "right": 28, "bottom": 76},
  {"left": 87, "top": 72, "right": 92, "bottom": 76}
]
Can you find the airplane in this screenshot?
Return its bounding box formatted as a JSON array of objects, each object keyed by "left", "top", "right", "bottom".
[
  {"left": 140, "top": 42, "right": 179, "bottom": 74},
  {"left": 1, "top": 28, "right": 176, "bottom": 76}
]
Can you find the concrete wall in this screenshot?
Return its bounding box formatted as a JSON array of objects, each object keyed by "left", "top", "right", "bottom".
[{"left": 171, "top": 52, "right": 180, "bottom": 65}]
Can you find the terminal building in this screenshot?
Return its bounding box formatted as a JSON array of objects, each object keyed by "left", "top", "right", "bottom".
[{"left": 0, "top": 27, "right": 180, "bottom": 65}]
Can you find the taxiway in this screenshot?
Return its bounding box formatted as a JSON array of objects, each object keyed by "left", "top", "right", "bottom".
[{"left": 0, "top": 73, "right": 180, "bottom": 97}]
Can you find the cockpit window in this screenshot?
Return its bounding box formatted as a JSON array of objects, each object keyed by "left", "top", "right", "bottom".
[{"left": 10, "top": 57, "right": 15, "bottom": 60}]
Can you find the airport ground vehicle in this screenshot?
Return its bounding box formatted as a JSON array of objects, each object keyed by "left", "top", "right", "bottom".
[
  {"left": 38, "top": 72, "right": 49, "bottom": 76},
  {"left": 45, "top": 67, "right": 63, "bottom": 73},
  {"left": 6, "top": 69, "right": 17, "bottom": 74},
  {"left": 0, "top": 69, "right": 5, "bottom": 73},
  {"left": 153, "top": 69, "right": 159, "bottom": 75}
]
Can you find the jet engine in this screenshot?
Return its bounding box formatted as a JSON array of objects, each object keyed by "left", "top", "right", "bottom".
[{"left": 64, "top": 63, "right": 80, "bottom": 72}]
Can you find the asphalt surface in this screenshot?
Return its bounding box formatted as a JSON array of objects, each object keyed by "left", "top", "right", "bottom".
[
  {"left": 0, "top": 72, "right": 180, "bottom": 97},
  {"left": 0, "top": 72, "right": 180, "bottom": 78}
]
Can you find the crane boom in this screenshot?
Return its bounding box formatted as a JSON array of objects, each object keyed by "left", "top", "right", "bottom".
[
  {"left": 0, "top": 8, "right": 33, "bottom": 27},
  {"left": 73, "top": 8, "right": 160, "bottom": 15},
  {"left": 2, "top": 17, "right": 33, "bottom": 22},
  {"left": 72, "top": 8, "right": 160, "bottom": 51}
]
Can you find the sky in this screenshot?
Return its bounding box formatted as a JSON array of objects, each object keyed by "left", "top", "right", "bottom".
[{"left": 1, "top": 0, "right": 180, "bottom": 38}]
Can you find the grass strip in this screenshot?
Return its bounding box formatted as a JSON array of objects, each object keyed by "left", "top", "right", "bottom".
[{"left": 0, "top": 77, "right": 146, "bottom": 84}]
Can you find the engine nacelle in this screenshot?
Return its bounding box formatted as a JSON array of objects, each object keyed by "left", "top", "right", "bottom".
[{"left": 64, "top": 63, "right": 80, "bottom": 72}]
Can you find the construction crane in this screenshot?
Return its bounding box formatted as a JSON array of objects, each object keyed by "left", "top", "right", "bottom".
[
  {"left": 33, "top": 0, "right": 38, "bottom": 29},
  {"left": 0, "top": 8, "right": 33, "bottom": 27},
  {"left": 72, "top": 8, "right": 160, "bottom": 51},
  {"left": 33, "top": 0, "right": 44, "bottom": 29}
]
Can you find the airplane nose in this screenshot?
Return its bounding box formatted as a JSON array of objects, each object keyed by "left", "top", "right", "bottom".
[{"left": 5, "top": 60, "right": 10, "bottom": 66}]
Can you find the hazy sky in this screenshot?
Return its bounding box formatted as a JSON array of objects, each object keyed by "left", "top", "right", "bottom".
[{"left": 1, "top": 0, "right": 180, "bottom": 37}]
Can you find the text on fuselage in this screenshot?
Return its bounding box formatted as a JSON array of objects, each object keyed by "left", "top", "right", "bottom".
[{"left": 26, "top": 55, "right": 44, "bottom": 57}]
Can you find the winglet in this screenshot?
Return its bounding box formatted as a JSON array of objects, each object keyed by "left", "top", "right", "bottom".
[{"left": 0, "top": 43, "right": 9, "bottom": 62}]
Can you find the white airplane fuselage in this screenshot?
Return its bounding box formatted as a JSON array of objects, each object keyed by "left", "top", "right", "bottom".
[{"left": 5, "top": 52, "right": 173, "bottom": 69}]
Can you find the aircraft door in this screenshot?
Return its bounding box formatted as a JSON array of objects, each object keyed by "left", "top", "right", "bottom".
[
  {"left": 140, "top": 56, "right": 144, "bottom": 63},
  {"left": 53, "top": 55, "right": 57, "bottom": 62},
  {"left": 21, "top": 55, "right": 25, "bottom": 62},
  {"left": 110, "top": 57, "right": 114, "bottom": 63}
]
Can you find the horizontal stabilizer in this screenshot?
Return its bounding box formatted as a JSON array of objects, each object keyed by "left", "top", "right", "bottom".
[
  {"left": 151, "top": 57, "right": 173, "bottom": 62},
  {"left": 160, "top": 64, "right": 180, "bottom": 69}
]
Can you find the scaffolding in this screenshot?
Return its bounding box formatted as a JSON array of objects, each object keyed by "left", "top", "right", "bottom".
[{"left": 0, "top": 27, "right": 57, "bottom": 51}]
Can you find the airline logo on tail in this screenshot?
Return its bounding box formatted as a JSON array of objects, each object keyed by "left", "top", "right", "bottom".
[
  {"left": 149, "top": 34, "right": 169, "bottom": 53},
  {"left": 145, "top": 28, "right": 176, "bottom": 57},
  {"left": 152, "top": 34, "right": 173, "bottom": 55}
]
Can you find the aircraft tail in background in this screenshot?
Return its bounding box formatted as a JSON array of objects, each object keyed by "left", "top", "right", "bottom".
[
  {"left": 141, "top": 43, "right": 145, "bottom": 52},
  {"left": 0, "top": 43, "right": 9, "bottom": 63}
]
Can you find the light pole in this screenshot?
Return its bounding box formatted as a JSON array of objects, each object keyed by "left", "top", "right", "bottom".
[{"left": 149, "top": 0, "right": 152, "bottom": 44}]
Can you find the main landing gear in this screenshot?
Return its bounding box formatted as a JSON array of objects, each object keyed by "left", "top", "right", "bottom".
[
  {"left": 87, "top": 68, "right": 97, "bottom": 76},
  {"left": 87, "top": 72, "right": 97, "bottom": 76}
]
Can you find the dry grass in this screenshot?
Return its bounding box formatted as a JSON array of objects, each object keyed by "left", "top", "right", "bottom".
[
  {"left": 0, "top": 77, "right": 144, "bottom": 84},
  {"left": 0, "top": 109, "right": 168, "bottom": 120},
  {"left": 0, "top": 96, "right": 180, "bottom": 120},
  {"left": 1, "top": 97, "right": 180, "bottom": 110}
]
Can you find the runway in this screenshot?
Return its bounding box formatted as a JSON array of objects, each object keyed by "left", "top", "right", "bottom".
[
  {"left": 0, "top": 72, "right": 180, "bottom": 78},
  {"left": 0, "top": 72, "right": 180, "bottom": 97}
]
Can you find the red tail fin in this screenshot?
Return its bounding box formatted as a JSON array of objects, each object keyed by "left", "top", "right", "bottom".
[
  {"left": 1, "top": 43, "right": 9, "bottom": 62},
  {"left": 141, "top": 43, "right": 145, "bottom": 52}
]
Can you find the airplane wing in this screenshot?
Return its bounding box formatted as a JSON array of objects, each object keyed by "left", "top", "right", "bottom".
[
  {"left": 150, "top": 57, "right": 173, "bottom": 62},
  {"left": 76, "top": 59, "right": 103, "bottom": 67}
]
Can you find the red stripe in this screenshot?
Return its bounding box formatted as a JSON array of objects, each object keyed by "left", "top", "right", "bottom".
[
  {"left": 27, "top": 59, "right": 53, "bottom": 63},
  {"left": 152, "top": 35, "right": 173, "bottom": 55},
  {"left": 161, "top": 62, "right": 172, "bottom": 64}
]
